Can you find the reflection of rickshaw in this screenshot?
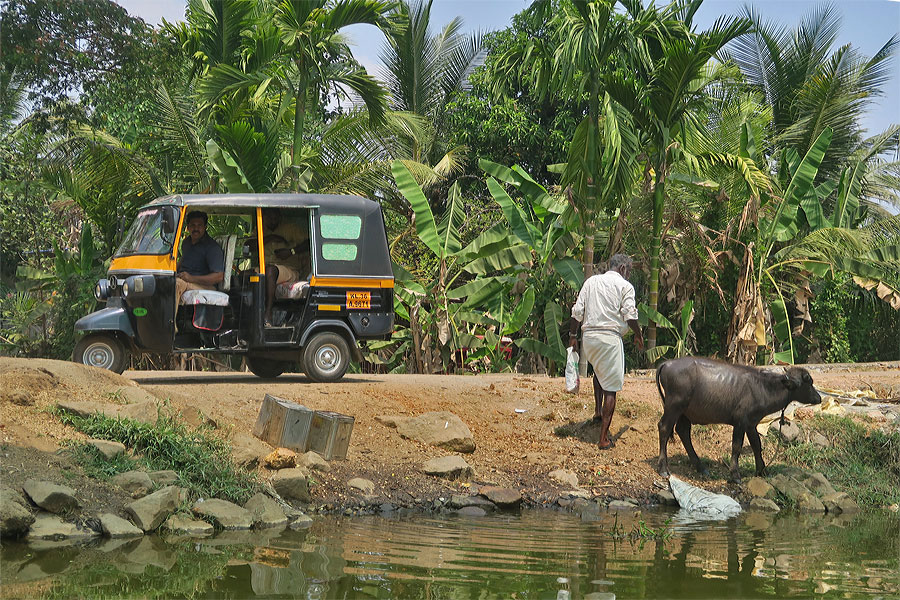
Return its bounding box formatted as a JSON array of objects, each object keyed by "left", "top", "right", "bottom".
[{"left": 73, "top": 194, "right": 394, "bottom": 382}]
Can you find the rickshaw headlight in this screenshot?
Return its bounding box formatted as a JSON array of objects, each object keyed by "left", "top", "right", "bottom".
[
  {"left": 94, "top": 279, "right": 109, "bottom": 301},
  {"left": 122, "top": 282, "right": 130, "bottom": 297},
  {"left": 122, "top": 275, "right": 155, "bottom": 299}
]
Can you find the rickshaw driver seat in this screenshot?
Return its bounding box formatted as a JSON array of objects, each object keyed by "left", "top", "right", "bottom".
[{"left": 178, "top": 235, "right": 237, "bottom": 332}]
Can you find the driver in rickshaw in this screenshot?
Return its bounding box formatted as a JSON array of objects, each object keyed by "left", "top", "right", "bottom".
[
  {"left": 175, "top": 210, "right": 225, "bottom": 312},
  {"left": 254, "top": 208, "right": 309, "bottom": 326}
]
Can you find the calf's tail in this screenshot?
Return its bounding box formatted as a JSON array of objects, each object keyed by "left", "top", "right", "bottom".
[{"left": 656, "top": 361, "right": 667, "bottom": 405}]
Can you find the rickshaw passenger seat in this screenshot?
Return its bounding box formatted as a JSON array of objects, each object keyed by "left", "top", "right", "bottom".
[{"left": 214, "top": 235, "right": 238, "bottom": 291}]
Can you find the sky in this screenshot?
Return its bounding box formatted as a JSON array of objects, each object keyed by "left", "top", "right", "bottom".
[{"left": 117, "top": 0, "right": 899, "bottom": 135}]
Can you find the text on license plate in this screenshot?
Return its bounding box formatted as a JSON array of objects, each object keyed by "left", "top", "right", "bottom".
[{"left": 346, "top": 291, "right": 371, "bottom": 309}]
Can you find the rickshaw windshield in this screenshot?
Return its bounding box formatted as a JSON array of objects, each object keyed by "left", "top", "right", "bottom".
[{"left": 114, "top": 207, "right": 176, "bottom": 257}]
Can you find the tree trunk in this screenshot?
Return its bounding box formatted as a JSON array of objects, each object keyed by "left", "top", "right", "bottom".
[
  {"left": 648, "top": 175, "right": 665, "bottom": 351},
  {"left": 291, "top": 76, "right": 307, "bottom": 192},
  {"left": 579, "top": 230, "right": 595, "bottom": 377}
]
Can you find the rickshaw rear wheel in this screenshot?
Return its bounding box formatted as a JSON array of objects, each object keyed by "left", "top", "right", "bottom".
[
  {"left": 246, "top": 355, "right": 290, "bottom": 379},
  {"left": 74, "top": 334, "right": 129, "bottom": 374},
  {"left": 303, "top": 331, "right": 350, "bottom": 383}
]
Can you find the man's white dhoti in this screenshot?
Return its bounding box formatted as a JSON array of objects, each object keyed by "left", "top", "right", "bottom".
[{"left": 582, "top": 330, "right": 625, "bottom": 392}]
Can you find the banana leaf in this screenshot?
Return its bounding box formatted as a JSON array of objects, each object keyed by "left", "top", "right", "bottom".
[
  {"left": 551, "top": 257, "right": 584, "bottom": 291},
  {"left": 206, "top": 140, "right": 253, "bottom": 193},
  {"left": 502, "top": 288, "right": 535, "bottom": 335},
  {"left": 391, "top": 161, "right": 441, "bottom": 258}
]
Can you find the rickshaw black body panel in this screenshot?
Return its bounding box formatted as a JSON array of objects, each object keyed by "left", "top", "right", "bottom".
[{"left": 74, "top": 300, "right": 135, "bottom": 337}]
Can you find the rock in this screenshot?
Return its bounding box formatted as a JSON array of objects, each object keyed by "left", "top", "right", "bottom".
[
  {"left": 374, "top": 415, "right": 405, "bottom": 428},
  {"left": 243, "top": 493, "right": 288, "bottom": 528},
  {"left": 775, "top": 421, "right": 801, "bottom": 443},
  {"left": 562, "top": 489, "right": 592, "bottom": 500},
  {"left": 549, "top": 469, "right": 579, "bottom": 488},
  {"left": 457, "top": 506, "right": 487, "bottom": 517},
  {"left": 111, "top": 471, "right": 154, "bottom": 498},
  {"left": 423, "top": 456, "right": 473, "bottom": 480},
  {"left": 99, "top": 513, "right": 144, "bottom": 538},
  {"left": 270, "top": 468, "right": 310, "bottom": 503},
  {"left": 161, "top": 514, "right": 214, "bottom": 536},
  {"left": 27, "top": 514, "right": 98, "bottom": 541},
  {"left": 800, "top": 472, "right": 837, "bottom": 496},
  {"left": 745, "top": 477, "right": 775, "bottom": 499},
  {"left": 289, "top": 513, "right": 313, "bottom": 529},
  {"left": 263, "top": 448, "right": 297, "bottom": 470},
  {"left": 297, "top": 451, "right": 331, "bottom": 472},
  {"left": 348, "top": 478, "right": 375, "bottom": 495},
  {"left": 478, "top": 486, "right": 521, "bottom": 509},
  {"left": 85, "top": 438, "right": 126, "bottom": 459},
  {"left": 0, "top": 486, "right": 34, "bottom": 539},
  {"left": 448, "top": 495, "right": 496, "bottom": 511},
  {"left": 770, "top": 474, "right": 812, "bottom": 504},
  {"left": 396, "top": 411, "right": 476, "bottom": 453},
  {"left": 749, "top": 498, "right": 781, "bottom": 512},
  {"left": 148, "top": 470, "right": 179, "bottom": 486},
  {"left": 822, "top": 492, "right": 860, "bottom": 514},
  {"left": 22, "top": 479, "right": 80, "bottom": 513},
  {"left": 810, "top": 432, "right": 830, "bottom": 448},
  {"left": 653, "top": 490, "right": 678, "bottom": 506},
  {"left": 125, "top": 485, "right": 182, "bottom": 532},
  {"left": 230, "top": 432, "right": 271, "bottom": 469},
  {"left": 797, "top": 492, "right": 826, "bottom": 513},
  {"left": 607, "top": 500, "right": 640, "bottom": 510},
  {"left": 56, "top": 399, "right": 158, "bottom": 425},
  {"left": 192, "top": 499, "right": 254, "bottom": 530}
]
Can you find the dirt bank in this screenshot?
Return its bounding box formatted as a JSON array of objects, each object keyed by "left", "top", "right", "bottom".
[{"left": 2, "top": 357, "right": 898, "bottom": 516}]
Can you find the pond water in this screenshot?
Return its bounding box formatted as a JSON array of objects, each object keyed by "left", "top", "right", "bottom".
[{"left": 1, "top": 507, "right": 897, "bottom": 599}]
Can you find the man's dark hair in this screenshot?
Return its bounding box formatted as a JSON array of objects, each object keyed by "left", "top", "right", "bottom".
[
  {"left": 186, "top": 211, "right": 208, "bottom": 224},
  {"left": 609, "top": 253, "right": 633, "bottom": 271}
]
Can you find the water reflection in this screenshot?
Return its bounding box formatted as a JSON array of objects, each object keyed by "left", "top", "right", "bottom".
[{"left": 0, "top": 509, "right": 897, "bottom": 598}]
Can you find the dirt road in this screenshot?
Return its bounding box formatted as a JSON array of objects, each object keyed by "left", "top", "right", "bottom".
[{"left": 2, "top": 358, "right": 898, "bottom": 512}]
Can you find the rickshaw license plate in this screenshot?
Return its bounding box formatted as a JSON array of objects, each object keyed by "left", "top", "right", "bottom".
[{"left": 346, "top": 291, "right": 370, "bottom": 309}]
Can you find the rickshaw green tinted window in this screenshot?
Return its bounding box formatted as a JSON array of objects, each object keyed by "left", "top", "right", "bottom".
[
  {"left": 322, "top": 243, "right": 357, "bottom": 261},
  {"left": 320, "top": 215, "right": 361, "bottom": 239}
]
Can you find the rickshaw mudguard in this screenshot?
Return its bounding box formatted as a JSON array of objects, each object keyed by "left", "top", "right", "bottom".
[
  {"left": 75, "top": 306, "right": 135, "bottom": 337},
  {"left": 299, "top": 320, "right": 363, "bottom": 362}
]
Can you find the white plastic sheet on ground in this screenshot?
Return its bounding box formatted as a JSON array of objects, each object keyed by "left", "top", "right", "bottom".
[{"left": 669, "top": 475, "right": 742, "bottom": 519}]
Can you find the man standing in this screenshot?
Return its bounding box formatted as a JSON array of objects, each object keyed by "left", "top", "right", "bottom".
[
  {"left": 175, "top": 211, "right": 225, "bottom": 310},
  {"left": 569, "top": 253, "right": 644, "bottom": 449}
]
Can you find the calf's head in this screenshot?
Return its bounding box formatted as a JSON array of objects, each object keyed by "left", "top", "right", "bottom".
[{"left": 782, "top": 367, "right": 821, "bottom": 405}]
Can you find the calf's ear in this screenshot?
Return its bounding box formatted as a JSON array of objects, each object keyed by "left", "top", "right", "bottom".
[{"left": 782, "top": 373, "right": 800, "bottom": 390}]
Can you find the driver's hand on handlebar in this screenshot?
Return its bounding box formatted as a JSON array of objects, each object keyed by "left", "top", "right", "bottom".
[{"left": 176, "top": 271, "right": 193, "bottom": 283}]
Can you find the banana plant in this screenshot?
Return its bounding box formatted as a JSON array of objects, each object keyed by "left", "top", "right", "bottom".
[{"left": 638, "top": 300, "right": 693, "bottom": 362}]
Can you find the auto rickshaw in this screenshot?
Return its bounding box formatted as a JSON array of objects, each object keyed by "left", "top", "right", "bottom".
[{"left": 73, "top": 194, "right": 394, "bottom": 382}]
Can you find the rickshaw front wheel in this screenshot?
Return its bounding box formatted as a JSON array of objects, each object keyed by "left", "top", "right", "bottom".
[
  {"left": 246, "top": 355, "right": 290, "bottom": 379},
  {"left": 302, "top": 331, "right": 350, "bottom": 383},
  {"left": 74, "top": 334, "right": 129, "bottom": 375}
]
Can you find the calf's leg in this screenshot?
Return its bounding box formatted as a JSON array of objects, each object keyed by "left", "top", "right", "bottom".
[
  {"left": 729, "top": 426, "right": 746, "bottom": 483},
  {"left": 657, "top": 408, "right": 679, "bottom": 477},
  {"left": 675, "top": 416, "right": 708, "bottom": 476},
  {"left": 746, "top": 427, "right": 766, "bottom": 475}
]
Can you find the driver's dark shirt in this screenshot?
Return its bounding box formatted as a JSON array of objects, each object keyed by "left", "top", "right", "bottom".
[{"left": 178, "top": 234, "right": 224, "bottom": 276}]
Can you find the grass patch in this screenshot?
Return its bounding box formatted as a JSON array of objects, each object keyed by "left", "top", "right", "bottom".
[
  {"left": 776, "top": 414, "right": 900, "bottom": 508},
  {"left": 54, "top": 405, "right": 263, "bottom": 504}
]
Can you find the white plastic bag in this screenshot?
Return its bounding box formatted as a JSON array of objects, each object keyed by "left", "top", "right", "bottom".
[
  {"left": 565, "top": 346, "right": 580, "bottom": 394},
  {"left": 669, "top": 475, "right": 742, "bottom": 519}
]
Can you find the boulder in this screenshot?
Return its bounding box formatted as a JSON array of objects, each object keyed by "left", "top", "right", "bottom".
[
  {"left": 297, "top": 451, "right": 331, "bottom": 472},
  {"left": 263, "top": 448, "right": 297, "bottom": 470},
  {"left": 125, "top": 485, "right": 182, "bottom": 532},
  {"left": 745, "top": 477, "right": 775, "bottom": 499},
  {"left": 22, "top": 479, "right": 79, "bottom": 513},
  {"left": 822, "top": 492, "right": 860, "bottom": 514},
  {"left": 770, "top": 474, "right": 811, "bottom": 504},
  {"left": 56, "top": 399, "right": 158, "bottom": 425},
  {"left": 809, "top": 432, "right": 830, "bottom": 448},
  {"left": 423, "top": 456, "right": 473, "bottom": 480},
  {"left": 192, "top": 499, "right": 254, "bottom": 530},
  {"left": 653, "top": 490, "right": 678, "bottom": 506},
  {"left": 797, "top": 492, "right": 826, "bottom": 513},
  {"left": 270, "top": 468, "right": 310, "bottom": 503},
  {"left": 86, "top": 438, "right": 126, "bottom": 459},
  {"left": 289, "top": 513, "right": 313, "bottom": 529},
  {"left": 457, "top": 506, "right": 487, "bottom": 517},
  {"left": 348, "top": 478, "right": 375, "bottom": 495},
  {"left": 231, "top": 432, "right": 272, "bottom": 469},
  {"left": 26, "top": 514, "right": 98, "bottom": 541},
  {"left": 0, "top": 486, "right": 34, "bottom": 539},
  {"left": 111, "top": 471, "right": 154, "bottom": 498},
  {"left": 161, "top": 514, "right": 214, "bottom": 536},
  {"left": 148, "top": 470, "right": 179, "bottom": 486},
  {"left": 243, "top": 493, "right": 288, "bottom": 528},
  {"left": 775, "top": 421, "right": 801, "bottom": 443},
  {"left": 800, "top": 472, "right": 837, "bottom": 497},
  {"left": 478, "top": 486, "right": 521, "bottom": 509},
  {"left": 749, "top": 498, "right": 781, "bottom": 512},
  {"left": 396, "top": 411, "right": 476, "bottom": 453},
  {"left": 99, "top": 513, "right": 144, "bottom": 538},
  {"left": 549, "top": 469, "right": 579, "bottom": 488},
  {"left": 447, "top": 495, "right": 496, "bottom": 511},
  {"left": 607, "top": 500, "right": 640, "bottom": 510}
]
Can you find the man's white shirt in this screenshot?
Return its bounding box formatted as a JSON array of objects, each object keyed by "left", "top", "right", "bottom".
[{"left": 571, "top": 270, "right": 639, "bottom": 336}]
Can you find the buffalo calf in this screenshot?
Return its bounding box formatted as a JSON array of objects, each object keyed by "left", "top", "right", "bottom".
[{"left": 656, "top": 357, "right": 821, "bottom": 483}]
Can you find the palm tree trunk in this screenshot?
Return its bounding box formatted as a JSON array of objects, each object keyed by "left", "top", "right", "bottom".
[
  {"left": 291, "top": 76, "right": 307, "bottom": 192},
  {"left": 579, "top": 230, "right": 595, "bottom": 377},
  {"left": 648, "top": 175, "right": 665, "bottom": 351}
]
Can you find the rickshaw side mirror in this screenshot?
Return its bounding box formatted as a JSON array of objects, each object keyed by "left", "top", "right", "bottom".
[{"left": 161, "top": 208, "right": 177, "bottom": 235}]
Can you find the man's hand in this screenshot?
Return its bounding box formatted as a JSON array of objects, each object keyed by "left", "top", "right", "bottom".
[
  {"left": 274, "top": 247, "right": 292, "bottom": 261},
  {"left": 177, "top": 271, "right": 194, "bottom": 283},
  {"left": 568, "top": 335, "right": 578, "bottom": 349},
  {"left": 635, "top": 334, "right": 645, "bottom": 352}
]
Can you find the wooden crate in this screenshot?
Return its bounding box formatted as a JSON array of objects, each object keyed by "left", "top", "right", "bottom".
[
  {"left": 252, "top": 394, "right": 314, "bottom": 451},
  {"left": 306, "top": 411, "right": 355, "bottom": 460}
]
